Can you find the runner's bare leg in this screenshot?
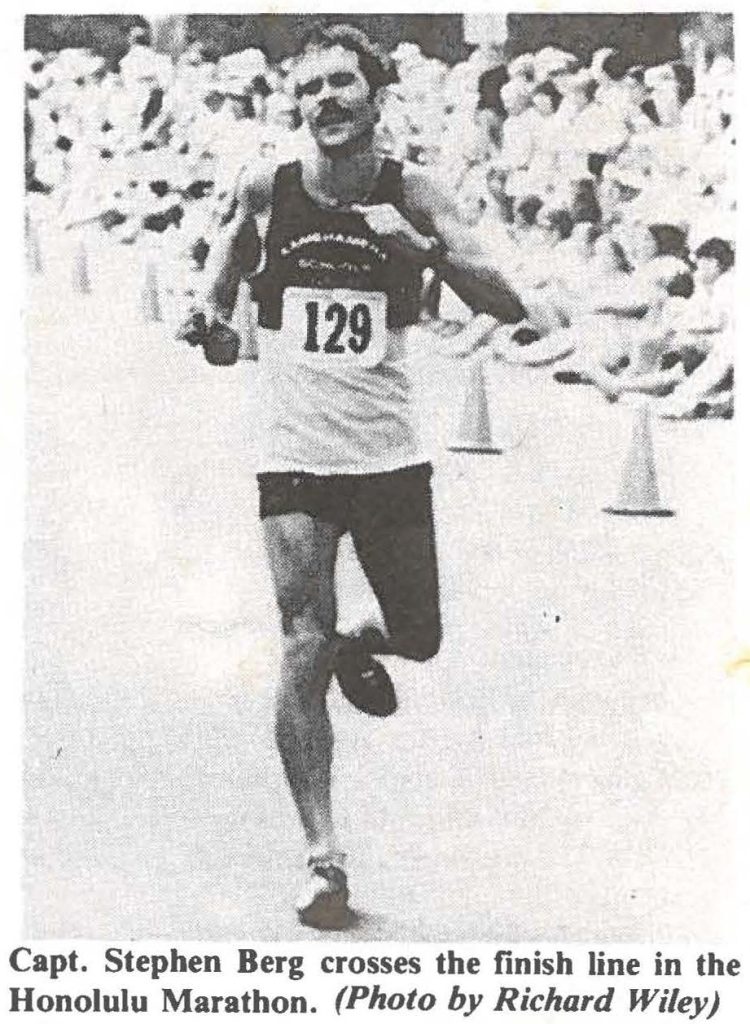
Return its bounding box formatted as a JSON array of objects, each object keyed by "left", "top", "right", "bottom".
[{"left": 262, "top": 513, "right": 341, "bottom": 860}]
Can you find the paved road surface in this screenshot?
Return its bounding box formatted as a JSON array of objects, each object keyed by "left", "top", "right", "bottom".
[{"left": 23, "top": 227, "right": 742, "bottom": 941}]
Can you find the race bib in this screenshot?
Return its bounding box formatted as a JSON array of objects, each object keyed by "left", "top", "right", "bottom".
[{"left": 277, "top": 288, "right": 388, "bottom": 368}]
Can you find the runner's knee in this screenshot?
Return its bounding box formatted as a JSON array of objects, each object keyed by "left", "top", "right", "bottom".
[
  {"left": 278, "top": 611, "right": 337, "bottom": 696},
  {"left": 273, "top": 568, "right": 334, "bottom": 640},
  {"left": 391, "top": 619, "right": 441, "bottom": 662},
  {"left": 282, "top": 625, "right": 336, "bottom": 668}
]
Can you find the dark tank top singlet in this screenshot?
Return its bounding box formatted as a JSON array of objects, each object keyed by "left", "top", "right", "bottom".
[{"left": 252, "top": 158, "right": 423, "bottom": 330}]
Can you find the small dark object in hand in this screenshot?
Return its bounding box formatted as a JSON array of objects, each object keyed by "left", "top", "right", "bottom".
[{"left": 203, "top": 321, "right": 241, "bottom": 366}]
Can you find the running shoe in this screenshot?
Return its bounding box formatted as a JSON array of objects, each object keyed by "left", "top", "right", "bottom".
[
  {"left": 296, "top": 859, "right": 350, "bottom": 930},
  {"left": 335, "top": 648, "right": 397, "bottom": 718}
]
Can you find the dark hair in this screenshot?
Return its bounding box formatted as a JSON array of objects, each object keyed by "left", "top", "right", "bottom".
[
  {"left": 695, "top": 236, "right": 735, "bottom": 274},
  {"left": 517, "top": 195, "right": 543, "bottom": 226},
  {"left": 666, "top": 271, "right": 695, "bottom": 298},
  {"left": 570, "top": 179, "right": 602, "bottom": 225},
  {"left": 296, "top": 22, "right": 397, "bottom": 98},
  {"left": 477, "top": 63, "right": 509, "bottom": 116},
  {"left": 672, "top": 62, "right": 695, "bottom": 105},
  {"left": 649, "top": 223, "right": 689, "bottom": 261},
  {"left": 140, "top": 86, "right": 164, "bottom": 130},
  {"left": 533, "top": 78, "right": 562, "bottom": 112},
  {"left": 601, "top": 50, "right": 630, "bottom": 81},
  {"left": 574, "top": 222, "right": 602, "bottom": 247},
  {"left": 640, "top": 98, "right": 660, "bottom": 125},
  {"left": 546, "top": 208, "right": 574, "bottom": 240},
  {"left": 252, "top": 74, "right": 272, "bottom": 98},
  {"left": 608, "top": 239, "right": 631, "bottom": 273},
  {"left": 499, "top": 195, "right": 515, "bottom": 224},
  {"left": 587, "top": 152, "right": 607, "bottom": 178},
  {"left": 583, "top": 78, "right": 599, "bottom": 103}
]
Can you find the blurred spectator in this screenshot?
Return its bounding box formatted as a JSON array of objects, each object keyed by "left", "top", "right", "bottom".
[{"left": 24, "top": 23, "right": 735, "bottom": 416}]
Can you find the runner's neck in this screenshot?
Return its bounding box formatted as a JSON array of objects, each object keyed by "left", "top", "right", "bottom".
[{"left": 304, "top": 138, "right": 383, "bottom": 208}]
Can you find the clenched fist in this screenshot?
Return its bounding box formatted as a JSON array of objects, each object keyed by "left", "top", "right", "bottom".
[
  {"left": 176, "top": 308, "right": 240, "bottom": 366},
  {"left": 176, "top": 308, "right": 208, "bottom": 347}
]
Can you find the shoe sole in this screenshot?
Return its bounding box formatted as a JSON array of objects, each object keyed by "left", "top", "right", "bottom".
[
  {"left": 337, "top": 677, "right": 397, "bottom": 717},
  {"left": 336, "top": 664, "right": 397, "bottom": 717}
]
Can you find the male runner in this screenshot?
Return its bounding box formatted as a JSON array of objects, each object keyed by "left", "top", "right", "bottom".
[{"left": 185, "top": 24, "right": 527, "bottom": 929}]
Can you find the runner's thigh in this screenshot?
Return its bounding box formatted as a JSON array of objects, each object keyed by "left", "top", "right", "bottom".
[
  {"left": 349, "top": 468, "right": 441, "bottom": 656},
  {"left": 262, "top": 513, "right": 340, "bottom": 636}
]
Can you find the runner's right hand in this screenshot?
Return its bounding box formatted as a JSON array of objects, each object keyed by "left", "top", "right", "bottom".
[
  {"left": 176, "top": 308, "right": 208, "bottom": 347},
  {"left": 176, "top": 309, "right": 240, "bottom": 365}
]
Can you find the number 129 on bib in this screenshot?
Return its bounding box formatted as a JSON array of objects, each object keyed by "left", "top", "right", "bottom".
[{"left": 281, "top": 288, "right": 388, "bottom": 367}]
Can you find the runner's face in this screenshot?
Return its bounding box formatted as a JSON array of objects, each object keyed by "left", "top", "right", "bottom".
[{"left": 295, "top": 46, "right": 377, "bottom": 150}]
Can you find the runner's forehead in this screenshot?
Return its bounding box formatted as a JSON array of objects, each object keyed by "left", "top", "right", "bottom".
[{"left": 294, "top": 46, "right": 364, "bottom": 90}]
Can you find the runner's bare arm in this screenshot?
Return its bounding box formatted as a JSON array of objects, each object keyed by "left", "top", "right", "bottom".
[
  {"left": 354, "top": 173, "right": 525, "bottom": 324},
  {"left": 201, "top": 165, "right": 274, "bottom": 321},
  {"left": 402, "top": 170, "right": 528, "bottom": 325}
]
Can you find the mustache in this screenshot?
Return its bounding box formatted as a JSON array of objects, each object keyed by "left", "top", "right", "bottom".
[{"left": 315, "top": 101, "right": 353, "bottom": 127}]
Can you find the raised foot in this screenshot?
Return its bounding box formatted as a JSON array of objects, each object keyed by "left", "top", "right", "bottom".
[{"left": 336, "top": 650, "right": 397, "bottom": 718}]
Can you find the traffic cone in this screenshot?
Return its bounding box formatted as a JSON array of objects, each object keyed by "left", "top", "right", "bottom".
[
  {"left": 603, "top": 402, "right": 674, "bottom": 516},
  {"left": 25, "top": 210, "right": 43, "bottom": 275},
  {"left": 141, "top": 258, "right": 162, "bottom": 323},
  {"left": 233, "top": 279, "right": 258, "bottom": 361},
  {"left": 72, "top": 236, "right": 91, "bottom": 294},
  {"left": 447, "top": 355, "right": 504, "bottom": 454}
]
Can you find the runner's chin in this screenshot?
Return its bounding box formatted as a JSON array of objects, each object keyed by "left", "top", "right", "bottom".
[{"left": 314, "top": 119, "right": 358, "bottom": 149}]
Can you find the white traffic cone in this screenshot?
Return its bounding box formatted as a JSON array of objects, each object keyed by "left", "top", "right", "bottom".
[
  {"left": 447, "top": 355, "right": 504, "bottom": 454},
  {"left": 71, "top": 236, "right": 91, "bottom": 294},
  {"left": 25, "top": 209, "right": 43, "bottom": 276},
  {"left": 141, "top": 258, "right": 163, "bottom": 323},
  {"left": 603, "top": 402, "right": 674, "bottom": 516}
]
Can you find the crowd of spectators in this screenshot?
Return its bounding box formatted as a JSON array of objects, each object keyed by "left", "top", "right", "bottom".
[{"left": 25, "top": 24, "right": 735, "bottom": 418}]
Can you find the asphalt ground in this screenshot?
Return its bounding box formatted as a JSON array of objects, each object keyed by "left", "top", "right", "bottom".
[{"left": 23, "top": 225, "right": 742, "bottom": 941}]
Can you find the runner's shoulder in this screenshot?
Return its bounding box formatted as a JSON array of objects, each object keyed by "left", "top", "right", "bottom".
[{"left": 401, "top": 164, "right": 461, "bottom": 226}]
